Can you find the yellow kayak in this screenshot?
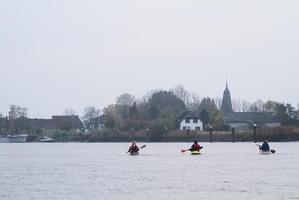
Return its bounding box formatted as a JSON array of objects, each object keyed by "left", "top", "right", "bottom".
[{"left": 190, "top": 151, "right": 201, "bottom": 155}]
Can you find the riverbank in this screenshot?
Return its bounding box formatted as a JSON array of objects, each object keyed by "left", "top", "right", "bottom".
[
  {"left": 3, "top": 126, "right": 298, "bottom": 143},
  {"left": 33, "top": 126, "right": 299, "bottom": 142}
]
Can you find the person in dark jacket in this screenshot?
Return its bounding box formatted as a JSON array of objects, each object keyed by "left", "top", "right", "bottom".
[
  {"left": 189, "top": 140, "right": 203, "bottom": 151},
  {"left": 259, "top": 140, "right": 270, "bottom": 152},
  {"left": 128, "top": 142, "right": 139, "bottom": 153}
]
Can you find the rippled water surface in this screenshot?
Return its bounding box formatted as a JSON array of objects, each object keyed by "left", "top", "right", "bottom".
[{"left": 0, "top": 142, "right": 299, "bottom": 200}]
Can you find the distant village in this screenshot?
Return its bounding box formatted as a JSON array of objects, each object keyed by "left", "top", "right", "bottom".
[{"left": 1, "top": 83, "right": 299, "bottom": 142}]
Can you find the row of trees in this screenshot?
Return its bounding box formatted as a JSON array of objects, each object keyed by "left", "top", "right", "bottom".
[
  {"left": 82, "top": 85, "right": 299, "bottom": 132},
  {"left": 0, "top": 105, "right": 82, "bottom": 134},
  {"left": 1, "top": 85, "right": 299, "bottom": 135},
  {"left": 0, "top": 105, "right": 29, "bottom": 134}
]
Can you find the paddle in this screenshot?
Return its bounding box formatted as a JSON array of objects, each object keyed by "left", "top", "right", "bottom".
[
  {"left": 181, "top": 146, "right": 203, "bottom": 153},
  {"left": 181, "top": 149, "right": 189, "bottom": 153},
  {"left": 126, "top": 144, "right": 146, "bottom": 153},
  {"left": 255, "top": 144, "right": 276, "bottom": 154}
]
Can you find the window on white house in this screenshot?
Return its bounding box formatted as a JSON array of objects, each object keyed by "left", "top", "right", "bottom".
[
  {"left": 195, "top": 127, "right": 201, "bottom": 130},
  {"left": 193, "top": 119, "right": 198, "bottom": 123},
  {"left": 185, "top": 119, "right": 190, "bottom": 123}
]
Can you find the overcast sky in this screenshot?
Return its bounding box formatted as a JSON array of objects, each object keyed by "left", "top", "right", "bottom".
[{"left": 1, "top": 0, "right": 298, "bottom": 118}]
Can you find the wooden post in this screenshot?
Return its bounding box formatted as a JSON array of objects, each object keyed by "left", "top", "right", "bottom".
[
  {"left": 232, "top": 125, "right": 235, "bottom": 143},
  {"left": 209, "top": 125, "right": 213, "bottom": 143},
  {"left": 253, "top": 123, "right": 257, "bottom": 142}
]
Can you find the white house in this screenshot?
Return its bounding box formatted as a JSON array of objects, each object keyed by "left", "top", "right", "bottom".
[{"left": 178, "top": 111, "right": 203, "bottom": 131}]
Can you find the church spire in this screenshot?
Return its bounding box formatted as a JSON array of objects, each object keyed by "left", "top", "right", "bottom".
[
  {"left": 225, "top": 73, "right": 228, "bottom": 89},
  {"left": 221, "top": 81, "right": 233, "bottom": 113}
]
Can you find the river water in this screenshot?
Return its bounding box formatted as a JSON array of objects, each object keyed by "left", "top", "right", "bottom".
[{"left": 0, "top": 142, "right": 298, "bottom": 200}]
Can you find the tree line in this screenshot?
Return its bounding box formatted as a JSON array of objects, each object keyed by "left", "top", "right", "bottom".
[
  {"left": 1, "top": 85, "right": 299, "bottom": 135},
  {"left": 82, "top": 85, "right": 299, "bottom": 133}
]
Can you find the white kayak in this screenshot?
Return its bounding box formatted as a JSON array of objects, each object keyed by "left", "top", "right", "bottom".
[{"left": 259, "top": 150, "right": 271, "bottom": 155}]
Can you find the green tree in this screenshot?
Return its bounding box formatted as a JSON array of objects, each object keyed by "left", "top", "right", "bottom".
[
  {"left": 212, "top": 111, "right": 227, "bottom": 130},
  {"left": 148, "top": 90, "right": 186, "bottom": 119},
  {"left": 275, "top": 103, "right": 298, "bottom": 125},
  {"left": 275, "top": 103, "right": 288, "bottom": 125},
  {"left": 129, "top": 102, "right": 139, "bottom": 118},
  {"left": 199, "top": 109, "right": 209, "bottom": 126},
  {"left": 263, "top": 100, "right": 278, "bottom": 112},
  {"left": 198, "top": 97, "right": 218, "bottom": 121}
]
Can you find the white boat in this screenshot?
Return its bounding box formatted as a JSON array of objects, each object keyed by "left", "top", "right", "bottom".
[
  {"left": 7, "top": 134, "right": 28, "bottom": 143},
  {"left": 0, "top": 136, "right": 9, "bottom": 143},
  {"left": 40, "top": 136, "right": 55, "bottom": 142}
]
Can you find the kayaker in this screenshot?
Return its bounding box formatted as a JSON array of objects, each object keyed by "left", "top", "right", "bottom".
[
  {"left": 128, "top": 142, "right": 139, "bottom": 153},
  {"left": 189, "top": 140, "right": 203, "bottom": 151},
  {"left": 259, "top": 140, "right": 270, "bottom": 152}
]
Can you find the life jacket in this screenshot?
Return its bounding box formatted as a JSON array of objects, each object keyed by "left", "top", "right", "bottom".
[
  {"left": 191, "top": 143, "right": 201, "bottom": 151},
  {"left": 260, "top": 143, "right": 270, "bottom": 151},
  {"left": 129, "top": 145, "right": 139, "bottom": 153}
]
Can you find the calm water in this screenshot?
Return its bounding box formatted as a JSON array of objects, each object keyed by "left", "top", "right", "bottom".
[{"left": 0, "top": 142, "right": 299, "bottom": 200}]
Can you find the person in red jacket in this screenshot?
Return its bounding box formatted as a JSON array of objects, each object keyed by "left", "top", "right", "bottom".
[
  {"left": 128, "top": 142, "right": 139, "bottom": 153},
  {"left": 189, "top": 140, "right": 203, "bottom": 151}
]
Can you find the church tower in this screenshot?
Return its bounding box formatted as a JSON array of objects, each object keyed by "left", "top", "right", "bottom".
[{"left": 221, "top": 81, "right": 233, "bottom": 113}]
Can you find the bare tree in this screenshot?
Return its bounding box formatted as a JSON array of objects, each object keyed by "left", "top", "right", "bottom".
[
  {"left": 241, "top": 100, "right": 251, "bottom": 112},
  {"left": 232, "top": 99, "right": 242, "bottom": 112},
  {"left": 116, "top": 93, "right": 136, "bottom": 106},
  {"left": 63, "top": 108, "right": 76, "bottom": 116},
  {"left": 7, "top": 105, "right": 28, "bottom": 133},
  {"left": 82, "top": 106, "right": 101, "bottom": 121},
  {"left": 170, "top": 85, "right": 190, "bottom": 106},
  {"left": 116, "top": 93, "right": 136, "bottom": 119},
  {"left": 255, "top": 99, "right": 264, "bottom": 112},
  {"left": 8, "top": 104, "right": 28, "bottom": 119},
  {"left": 248, "top": 100, "right": 264, "bottom": 112},
  {"left": 187, "top": 92, "right": 201, "bottom": 113},
  {"left": 214, "top": 97, "right": 222, "bottom": 110},
  {"left": 102, "top": 104, "right": 116, "bottom": 114}
]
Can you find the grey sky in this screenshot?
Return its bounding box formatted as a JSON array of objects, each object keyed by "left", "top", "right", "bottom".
[{"left": 1, "top": 0, "right": 298, "bottom": 118}]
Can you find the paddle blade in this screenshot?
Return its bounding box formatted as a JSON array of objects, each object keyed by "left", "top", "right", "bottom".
[
  {"left": 140, "top": 145, "right": 146, "bottom": 149},
  {"left": 181, "top": 149, "right": 188, "bottom": 153},
  {"left": 270, "top": 149, "right": 276, "bottom": 154}
]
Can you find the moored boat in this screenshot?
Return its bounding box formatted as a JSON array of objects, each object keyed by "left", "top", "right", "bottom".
[
  {"left": 7, "top": 134, "right": 28, "bottom": 143},
  {"left": 0, "top": 136, "right": 9, "bottom": 143},
  {"left": 40, "top": 136, "right": 55, "bottom": 142}
]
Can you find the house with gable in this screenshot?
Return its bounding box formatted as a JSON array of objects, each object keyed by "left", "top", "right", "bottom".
[{"left": 177, "top": 111, "right": 203, "bottom": 131}]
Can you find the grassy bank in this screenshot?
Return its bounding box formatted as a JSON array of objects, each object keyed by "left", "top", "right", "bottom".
[{"left": 26, "top": 126, "right": 299, "bottom": 142}]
